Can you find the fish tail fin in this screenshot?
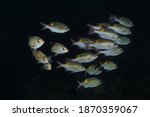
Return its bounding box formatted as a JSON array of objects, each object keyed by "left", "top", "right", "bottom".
[
  {"left": 76, "top": 81, "right": 82, "bottom": 90},
  {"left": 56, "top": 61, "right": 64, "bottom": 69},
  {"left": 99, "top": 61, "right": 103, "bottom": 68},
  {"left": 109, "top": 15, "right": 117, "bottom": 23},
  {"left": 40, "top": 22, "right": 48, "bottom": 31},
  {"left": 87, "top": 24, "right": 95, "bottom": 35},
  {"left": 70, "top": 38, "right": 77, "bottom": 46}
]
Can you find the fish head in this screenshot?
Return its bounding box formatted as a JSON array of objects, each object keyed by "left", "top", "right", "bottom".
[
  {"left": 37, "top": 38, "right": 45, "bottom": 46},
  {"left": 79, "top": 65, "right": 86, "bottom": 71},
  {"left": 91, "top": 54, "right": 98, "bottom": 60},
  {"left": 59, "top": 46, "right": 69, "bottom": 54},
  {"left": 43, "top": 63, "right": 52, "bottom": 70},
  {"left": 126, "top": 28, "right": 132, "bottom": 34},
  {"left": 97, "top": 80, "right": 102, "bottom": 85},
  {"left": 41, "top": 57, "right": 49, "bottom": 63},
  {"left": 108, "top": 42, "right": 118, "bottom": 48}
]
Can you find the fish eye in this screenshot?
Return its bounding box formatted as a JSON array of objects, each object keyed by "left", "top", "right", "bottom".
[
  {"left": 61, "top": 48, "right": 65, "bottom": 51},
  {"left": 43, "top": 57, "right": 47, "bottom": 61},
  {"left": 38, "top": 39, "right": 42, "bottom": 43}
]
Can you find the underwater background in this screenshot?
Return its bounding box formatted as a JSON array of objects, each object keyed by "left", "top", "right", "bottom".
[{"left": 1, "top": 0, "right": 150, "bottom": 100}]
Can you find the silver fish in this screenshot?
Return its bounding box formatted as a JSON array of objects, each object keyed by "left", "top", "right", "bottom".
[
  {"left": 57, "top": 61, "right": 85, "bottom": 73},
  {"left": 67, "top": 52, "right": 98, "bottom": 63},
  {"left": 100, "top": 61, "right": 117, "bottom": 71},
  {"left": 115, "top": 36, "right": 131, "bottom": 45},
  {"left": 86, "top": 65, "right": 102, "bottom": 75},
  {"left": 89, "top": 39, "right": 118, "bottom": 50},
  {"left": 108, "top": 24, "right": 131, "bottom": 35},
  {"left": 88, "top": 25, "right": 119, "bottom": 41},
  {"left": 109, "top": 15, "right": 134, "bottom": 28},
  {"left": 51, "top": 42, "right": 68, "bottom": 56},
  {"left": 33, "top": 50, "right": 51, "bottom": 64},
  {"left": 28, "top": 36, "right": 45, "bottom": 51},
  {"left": 99, "top": 47, "right": 123, "bottom": 56},
  {"left": 42, "top": 63, "right": 52, "bottom": 71},
  {"left": 77, "top": 77, "right": 102, "bottom": 89},
  {"left": 40, "top": 22, "right": 69, "bottom": 33}
]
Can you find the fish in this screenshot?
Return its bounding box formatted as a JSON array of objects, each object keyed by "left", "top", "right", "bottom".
[
  {"left": 67, "top": 52, "right": 98, "bottom": 63},
  {"left": 28, "top": 36, "right": 45, "bottom": 51},
  {"left": 108, "top": 24, "right": 131, "bottom": 35},
  {"left": 33, "top": 50, "right": 51, "bottom": 64},
  {"left": 86, "top": 65, "right": 102, "bottom": 75},
  {"left": 109, "top": 15, "right": 134, "bottom": 28},
  {"left": 57, "top": 61, "right": 85, "bottom": 73},
  {"left": 87, "top": 25, "right": 119, "bottom": 41},
  {"left": 89, "top": 39, "right": 118, "bottom": 50},
  {"left": 115, "top": 36, "right": 131, "bottom": 45},
  {"left": 77, "top": 77, "right": 102, "bottom": 89},
  {"left": 40, "top": 22, "right": 69, "bottom": 33},
  {"left": 51, "top": 42, "right": 68, "bottom": 56},
  {"left": 99, "top": 47, "right": 123, "bottom": 56},
  {"left": 100, "top": 61, "right": 117, "bottom": 71},
  {"left": 71, "top": 38, "right": 94, "bottom": 50},
  {"left": 42, "top": 63, "right": 52, "bottom": 71}
]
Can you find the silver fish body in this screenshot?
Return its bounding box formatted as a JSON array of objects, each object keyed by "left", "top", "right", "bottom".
[
  {"left": 51, "top": 42, "right": 68, "bottom": 56},
  {"left": 89, "top": 39, "right": 118, "bottom": 50},
  {"left": 33, "top": 50, "right": 50, "bottom": 64},
  {"left": 108, "top": 24, "right": 131, "bottom": 35},
  {"left": 57, "top": 61, "right": 85, "bottom": 73},
  {"left": 42, "top": 63, "right": 52, "bottom": 70},
  {"left": 100, "top": 47, "right": 123, "bottom": 56},
  {"left": 41, "top": 22, "right": 69, "bottom": 33},
  {"left": 100, "top": 61, "right": 117, "bottom": 71},
  {"left": 28, "top": 36, "right": 45, "bottom": 51},
  {"left": 95, "top": 29, "right": 119, "bottom": 41},
  {"left": 68, "top": 52, "right": 98, "bottom": 63},
  {"left": 86, "top": 65, "right": 102, "bottom": 75},
  {"left": 115, "top": 36, "right": 131, "bottom": 45},
  {"left": 109, "top": 15, "right": 134, "bottom": 28},
  {"left": 77, "top": 77, "right": 102, "bottom": 89}
]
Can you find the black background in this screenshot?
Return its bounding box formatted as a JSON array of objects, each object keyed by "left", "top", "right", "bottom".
[{"left": 0, "top": 0, "right": 150, "bottom": 99}]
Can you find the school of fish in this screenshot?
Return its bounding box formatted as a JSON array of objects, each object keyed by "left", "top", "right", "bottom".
[{"left": 28, "top": 15, "right": 134, "bottom": 89}]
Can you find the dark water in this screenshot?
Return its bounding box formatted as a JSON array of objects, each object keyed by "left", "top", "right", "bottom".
[{"left": 1, "top": 0, "right": 150, "bottom": 99}]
